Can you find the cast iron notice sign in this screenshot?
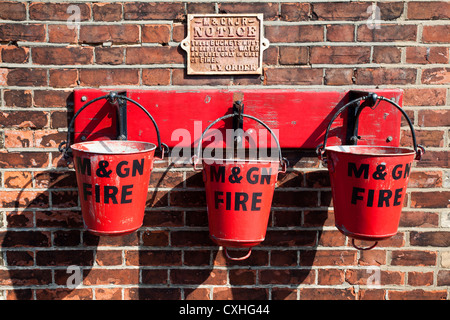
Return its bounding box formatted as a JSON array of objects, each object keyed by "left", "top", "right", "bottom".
[{"left": 181, "top": 14, "right": 269, "bottom": 75}]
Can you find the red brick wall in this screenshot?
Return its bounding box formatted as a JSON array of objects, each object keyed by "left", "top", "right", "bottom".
[{"left": 0, "top": 1, "right": 449, "bottom": 300}]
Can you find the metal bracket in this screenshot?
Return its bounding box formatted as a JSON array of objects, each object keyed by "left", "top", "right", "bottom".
[
  {"left": 345, "top": 91, "right": 378, "bottom": 145},
  {"left": 107, "top": 91, "right": 128, "bottom": 141},
  {"left": 233, "top": 100, "right": 244, "bottom": 146}
]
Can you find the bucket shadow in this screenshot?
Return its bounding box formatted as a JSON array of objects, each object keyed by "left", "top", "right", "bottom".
[
  {"left": 138, "top": 150, "right": 330, "bottom": 300},
  {"left": 0, "top": 170, "right": 99, "bottom": 300}
]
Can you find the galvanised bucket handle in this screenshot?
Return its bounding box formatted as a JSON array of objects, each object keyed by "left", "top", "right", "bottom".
[
  {"left": 316, "top": 93, "right": 425, "bottom": 166},
  {"left": 316, "top": 93, "right": 425, "bottom": 251},
  {"left": 191, "top": 113, "right": 288, "bottom": 173},
  {"left": 59, "top": 91, "right": 168, "bottom": 161}
]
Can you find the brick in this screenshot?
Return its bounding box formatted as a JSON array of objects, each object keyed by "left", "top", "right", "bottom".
[
  {"left": 408, "top": 1, "right": 450, "bottom": 20},
  {"left": 142, "top": 68, "right": 171, "bottom": 86},
  {"left": 280, "top": 3, "right": 310, "bottom": 21},
  {"left": 213, "top": 287, "right": 268, "bottom": 300},
  {"left": 93, "top": 3, "right": 122, "bottom": 21},
  {"left": 407, "top": 171, "right": 443, "bottom": 188},
  {"left": 418, "top": 109, "right": 450, "bottom": 126},
  {"left": 403, "top": 88, "right": 447, "bottom": 106},
  {"left": 407, "top": 47, "right": 449, "bottom": 64},
  {"left": 326, "top": 25, "right": 354, "bottom": 42},
  {"left": 141, "top": 230, "right": 170, "bottom": 246},
  {"left": 279, "top": 47, "right": 308, "bottom": 65},
  {"left": 79, "top": 68, "right": 139, "bottom": 86},
  {"left": 410, "top": 231, "right": 450, "bottom": 247},
  {"left": 0, "top": 231, "right": 50, "bottom": 247},
  {"left": 312, "top": 2, "right": 368, "bottom": 21},
  {"left": 390, "top": 250, "right": 437, "bottom": 266},
  {"left": 318, "top": 269, "right": 345, "bottom": 285},
  {"left": 1, "top": 46, "right": 28, "bottom": 63},
  {"left": 219, "top": 2, "right": 279, "bottom": 21},
  {"left": 83, "top": 269, "right": 139, "bottom": 285},
  {"left": 171, "top": 230, "right": 214, "bottom": 247},
  {"left": 126, "top": 46, "right": 183, "bottom": 64},
  {"left": 36, "top": 249, "right": 94, "bottom": 266},
  {"left": 53, "top": 230, "right": 81, "bottom": 246},
  {"left": 301, "top": 250, "right": 357, "bottom": 266},
  {"left": 300, "top": 288, "right": 356, "bottom": 300},
  {"left": 4, "top": 130, "right": 33, "bottom": 148},
  {"left": 0, "top": 23, "right": 46, "bottom": 42},
  {"left": 423, "top": 25, "right": 450, "bottom": 43},
  {"left": 373, "top": 46, "right": 401, "bottom": 63},
  {"left": 357, "top": 25, "right": 417, "bottom": 42},
  {"left": 29, "top": 3, "right": 90, "bottom": 21},
  {"left": 411, "top": 191, "right": 450, "bottom": 208},
  {"left": 264, "top": 230, "right": 317, "bottom": 247},
  {"left": 378, "top": 2, "right": 404, "bottom": 20},
  {"left": 416, "top": 150, "right": 449, "bottom": 167},
  {"left": 408, "top": 271, "right": 434, "bottom": 286},
  {"left": 0, "top": 111, "right": 48, "bottom": 128},
  {"left": 48, "top": 24, "right": 77, "bottom": 43},
  {"left": 355, "top": 68, "right": 416, "bottom": 85},
  {"left": 49, "top": 69, "right": 78, "bottom": 88},
  {"left": 0, "top": 1, "right": 26, "bottom": 20},
  {"left": 6, "top": 69, "right": 48, "bottom": 87},
  {"left": 126, "top": 288, "right": 181, "bottom": 300},
  {"left": 325, "top": 68, "right": 354, "bottom": 85},
  {"left": 94, "top": 288, "right": 122, "bottom": 300},
  {"left": 79, "top": 25, "right": 139, "bottom": 44},
  {"left": 229, "top": 269, "right": 256, "bottom": 285},
  {"left": 4, "top": 171, "right": 32, "bottom": 188},
  {"left": 51, "top": 190, "right": 78, "bottom": 208},
  {"left": 34, "top": 90, "right": 71, "bottom": 108},
  {"left": 123, "top": 2, "right": 185, "bottom": 20},
  {"left": 187, "top": 2, "right": 215, "bottom": 14},
  {"left": 265, "top": 25, "right": 324, "bottom": 43},
  {"left": 171, "top": 268, "right": 227, "bottom": 285},
  {"left": 32, "top": 47, "right": 93, "bottom": 65},
  {"left": 50, "top": 111, "right": 68, "bottom": 129},
  {"left": 4, "top": 90, "right": 32, "bottom": 107},
  {"left": 399, "top": 211, "right": 439, "bottom": 228},
  {"left": 401, "top": 129, "right": 444, "bottom": 147},
  {"left": 34, "top": 130, "right": 66, "bottom": 148},
  {"left": 388, "top": 289, "right": 447, "bottom": 300},
  {"left": 422, "top": 67, "right": 450, "bottom": 84},
  {"left": 126, "top": 250, "right": 181, "bottom": 266},
  {"left": 141, "top": 269, "right": 169, "bottom": 285},
  {"left": 0, "top": 151, "right": 49, "bottom": 168},
  {"left": 264, "top": 68, "right": 323, "bottom": 85},
  {"left": 0, "top": 269, "right": 52, "bottom": 286},
  {"left": 272, "top": 190, "right": 318, "bottom": 207},
  {"left": 95, "top": 47, "right": 124, "bottom": 65},
  {"left": 34, "top": 171, "right": 76, "bottom": 189},
  {"left": 347, "top": 269, "right": 404, "bottom": 285},
  {"left": 260, "top": 269, "right": 314, "bottom": 285},
  {"left": 142, "top": 25, "right": 171, "bottom": 44},
  {"left": 437, "top": 270, "right": 450, "bottom": 286},
  {"left": 311, "top": 46, "right": 370, "bottom": 64},
  {"left": 172, "top": 69, "right": 232, "bottom": 86},
  {"left": 6, "top": 250, "right": 34, "bottom": 265}
]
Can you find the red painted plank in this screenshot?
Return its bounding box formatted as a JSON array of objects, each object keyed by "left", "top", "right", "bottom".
[{"left": 73, "top": 89, "right": 402, "bottom": 150}]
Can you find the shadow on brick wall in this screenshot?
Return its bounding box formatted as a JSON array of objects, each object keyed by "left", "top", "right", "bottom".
[{"left": 0, "top": 171, "right": 99, "bottom": 300}]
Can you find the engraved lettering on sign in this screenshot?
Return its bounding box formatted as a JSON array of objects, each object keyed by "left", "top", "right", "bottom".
[{"left": 181, "top": 14, "right": 269, "bottom": 75}]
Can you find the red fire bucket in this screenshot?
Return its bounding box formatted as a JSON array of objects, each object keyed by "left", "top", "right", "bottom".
[
  {"left": 317, "top": 95, "right": 424, "bottom": 250},
  {"left": 59, "top": 92, "right": 166, "bottom": 236},
  {"left": 193, "top": 113, "right": 288, "bottom": 260},
  {"left": 71, "top": 140, "right": 156, "bottom": 236}
]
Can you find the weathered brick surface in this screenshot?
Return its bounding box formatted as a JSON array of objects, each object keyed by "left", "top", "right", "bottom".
[{"left": 0, "top": 0, "right": 448, "bottom": 301}]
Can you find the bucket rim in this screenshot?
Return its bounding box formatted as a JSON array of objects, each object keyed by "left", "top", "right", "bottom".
[
  {"left": 201, "top": 157, "right": 281, "bottom": 164},
  {"left": 71, "top": 140, "right": 157, "bottom": 155},
  {"left": 325, "top": 145, "right": 416, "bottom": 157}
]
